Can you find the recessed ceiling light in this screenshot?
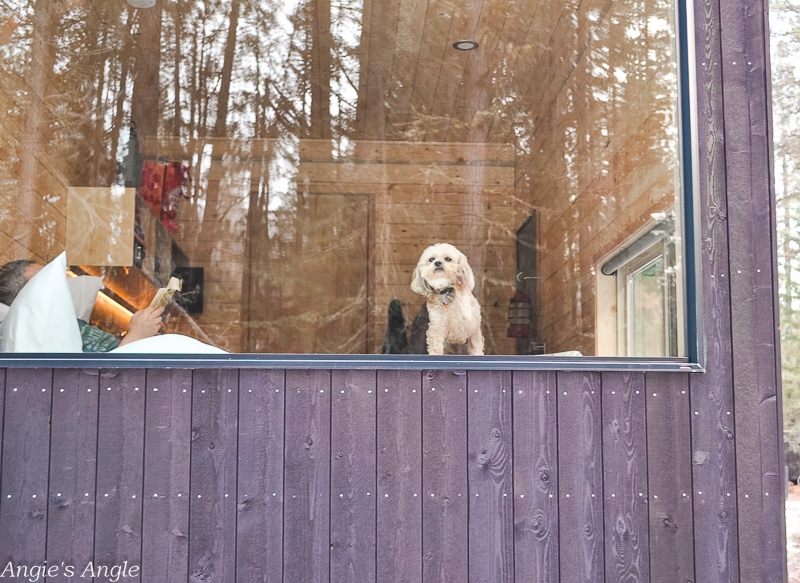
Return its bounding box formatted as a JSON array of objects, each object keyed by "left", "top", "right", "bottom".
[
  {"left": 127, "top": 0, "right": 156, "bottom": 7},
  {"left": 452, "top": 40, "right": 479, "bottom": 51}
]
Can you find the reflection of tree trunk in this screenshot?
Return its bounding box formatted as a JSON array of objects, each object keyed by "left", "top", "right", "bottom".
[
  {"left": 111, "top": 32, "right": 132, "bottom": 184},
  {"left": 204, "top": 0, "right": 241, "bottom": 222},
  {"left": 310, "top": 0, "right": 332, "bottom": 139},
  {"left": 131, "top": 5, "right": 163, "bottom": 141},
  {"left": 169, "top": 3, "right": 184, "bottom": 136},
  {"left": 17, "top": 0, "right": 55, "bottom": 248},
  {"left": 213, "top": 0, "right": 240, "bottom": 139},
  {"left": 243, "top": 149, "right": 271, "bottom": 351}
]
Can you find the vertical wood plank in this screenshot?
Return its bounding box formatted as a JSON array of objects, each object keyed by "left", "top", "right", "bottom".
[
  {"left": 46, "top": 369, "right": 100, "bottom": 582},
  {"left": 692, "top": 0, "right": 741, "bottom": 578},
  {"left": 467, "top": 370, "right": 514, "bottom": 583},
  {"left": 513, "top": 370, "right": 559, "bottom": 582},
  {"left": 0, "top": 369, "right": 52, "bottom": 568},
  {"left": 376, "top": 369, "right": 423, "bottom": 583},
  {"left": 557, "top": 371, "right": 603, "bottom": 583},
  {"left": 188, "top": 369, "right": 239, "bottom": 582},
  {"left": 646, "top": 373, "right": 695, "bottom": 583},
  {"left": 236, "top": 369, "right": 286, "bottom": 583},
  {"left": 718, "top": 0, "right": 785, "bottom": 578},
  {"left": 689, "top": 362, "right": 739, "bottom": 583},
  {"left": 330, "top": 370, "right": 377, "bottom": 582},
  {"left": 141, "top": 369, "right": 192, "bottom": 583},
  {"left": 94, "top": 369, "right": 147, "bottom": 582},
  {"left": 601, "top": 372, "right": 649, "bottom": 583},
  {"left": 283, "top": 370, "right": 331, "bottom": 583},
  {"left": 421, "top": 370, "right": 468, "bottom": 583}
]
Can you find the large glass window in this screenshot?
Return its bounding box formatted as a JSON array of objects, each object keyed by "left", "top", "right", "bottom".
[{"left": 0, "top": 0, "right": 688, "bottom": 358}]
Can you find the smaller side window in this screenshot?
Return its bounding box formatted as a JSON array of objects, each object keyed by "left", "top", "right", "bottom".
[{"left": 596, "top": 215, "right": 683, "bottom": 357}]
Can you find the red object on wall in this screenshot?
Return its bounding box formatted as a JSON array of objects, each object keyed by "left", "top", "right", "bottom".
[
  {"left": 161, "top": 162, "right": 191, "bottom": 233},
  {"left": 138, "top": 160, "right": 191, "bottom": 233}
]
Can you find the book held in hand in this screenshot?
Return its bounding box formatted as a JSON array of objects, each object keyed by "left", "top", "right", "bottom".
[{"left": 149, "top": 276, "right": 182, "bottom": 310}]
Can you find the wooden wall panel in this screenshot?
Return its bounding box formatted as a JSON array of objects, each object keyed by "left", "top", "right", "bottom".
[
  {"left": 645, "top": 373, "right": 694, "bottom": 582},
  {"left": 236, "top": 369, "right": 286, "bottom": 583},
  {"left": 689, "top": 0, "right": 742, "bottom": 579},
  {"left": 0, "top": 369, "right": 52, "bottom": 571},
  {"left": 0, "top": 364, "right": 786, "bottom": 582},
  {"left": 376, "top": 370, "right": 423, "bottom": 582},
  {"left": 421, "top": 370, "right": 469, "bottom": 581},
  {"left": 330, "top": 370, "right": 378, "bottom": 582},
  {"left": 141, "top": 369, "right": 192, "bottom": 583},
  {"left": 512, "top": 371, "right": 559, "bottom": 581},
  {"left": 718, "top": 0, "right": 786, "bottom": 579},
  {"left": 189, "top": 370, "right": 239, "bottom": 582},
  {"left": 601, "top": 372, "right": 650, "bottom": 583},
  {"left": 467, "top": 371, "right": 514, "bottom": 583},
  {"left": 298, "top": 140, "right": 519, "bottom": 355},
  {"left": 47, "top": 369, "right": 100, "bottom": 583},
  {"left": 283, "top": 370, "right": 332, "bottom": 582},
  {"left": 93, "top": 370, "right": 146, "bottom": 581},
  {"left": 556, "top": 372, "right": 604, "bottom": 581}
]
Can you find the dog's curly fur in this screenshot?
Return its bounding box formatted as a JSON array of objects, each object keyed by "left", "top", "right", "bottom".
[{"left": 411, "top": 243, "right": 484, "bottom": 356}]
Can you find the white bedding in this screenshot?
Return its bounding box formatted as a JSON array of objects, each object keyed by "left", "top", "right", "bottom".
[{"left": 110, "top": 334, "right": 228, "bottom": 354}]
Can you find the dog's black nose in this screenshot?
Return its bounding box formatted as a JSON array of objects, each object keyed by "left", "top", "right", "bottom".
[{"left": 434, "top": 260, "right": 442, "bottom": 267}]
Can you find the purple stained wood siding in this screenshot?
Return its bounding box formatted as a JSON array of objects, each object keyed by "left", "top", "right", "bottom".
[
  {"left": 0, "top": 369, "right": 52, "bottom": 570},
  {"left": 602, "top": 372, "right": 649, "bottom": 583},
  {"left": 141, "top": 368, "right": 192, "bottom": 583},
  {"left": 645, "top": 373, "right": 695, "bottom": 583},
  {"left": 512, "top": 370, "right": 559, "bottom": 582},
  {"left": 467, "top": 370, "right": 514, "bottom": 583},
  {"left": 236, "top": 369, "right": 286, "bottom": 583},
  {"left": 556, "top": 372, "right": 604, "bottom": 583},
  {"left": 376, "top": 370, "right": 423, "bottom": 583},
  {"left": 0, "top": 363, "right": 786, "bottom": 582},
  {"left": 691, "top": 0, "right": 742, "bottom": 577},
  {"left": 283, "top": 370, "right": 332, "bottom": 582},
  {"left": 330, "top": 370, "right": 377, "bottom": 582},
  {"left": 94, "top": 369, "right": 146, "bottom": 582},
  {"left": 189, "top": 369, "right": 239, "bottom": 582},
  {"left": 421, "top": 370, "right": 469, "bottom": 582},
  {"left": 718, "top": 0, "right": 785, "bottom": 578},
  {"left": 46, "top": 369, "right": 100, "bottom": 583}
]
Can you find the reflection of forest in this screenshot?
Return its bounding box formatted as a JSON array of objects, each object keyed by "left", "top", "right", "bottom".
[{"left": 0, "top": 0, "right": 680, "bottom": 355}]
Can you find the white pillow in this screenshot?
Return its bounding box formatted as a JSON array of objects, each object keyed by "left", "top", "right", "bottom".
[
  {"left": 67, "top": 275, "right": 104, "bottom": 321},
  {"left": 109, "top": 334, "right": 228, "bottom": 354},
  {"left": 0, "top": 252, "right": 82, "bottom": 353},
  {"left": 0, "top": 276, "right": 102, "bottom": 324}
]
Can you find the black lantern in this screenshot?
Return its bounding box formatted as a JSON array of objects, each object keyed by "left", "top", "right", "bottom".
[{"left": 507, "top": 291, "right": 533, "bottom": 338}]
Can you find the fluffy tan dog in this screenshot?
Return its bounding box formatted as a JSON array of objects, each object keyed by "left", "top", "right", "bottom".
[{"left": 411, "top": 243, "right": 484, "bottom": 355}]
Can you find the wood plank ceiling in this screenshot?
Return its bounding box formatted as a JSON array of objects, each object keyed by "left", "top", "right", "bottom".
[{"left": 352, "top": 0, "right": 562, "bottom": 143}]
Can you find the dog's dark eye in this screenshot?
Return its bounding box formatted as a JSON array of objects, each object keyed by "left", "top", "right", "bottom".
[
  {"left": 445, "top": 257, "right": 452, "bottom": 262},
  {"left": 428, "top": 257, "right": 435, "bottom": 262}
]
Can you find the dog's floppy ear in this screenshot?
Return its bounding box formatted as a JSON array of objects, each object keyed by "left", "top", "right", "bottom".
[
  {"left": 456, "top": 255, "right": 476, "bottom": 292},
  {"left": 411, "top": 266, "right": 431, "bottom": 296}
]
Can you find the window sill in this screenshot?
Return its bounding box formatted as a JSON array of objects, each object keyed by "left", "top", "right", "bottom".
[{"left": 0, "top": 353, "right": 705, "bottom": 372}]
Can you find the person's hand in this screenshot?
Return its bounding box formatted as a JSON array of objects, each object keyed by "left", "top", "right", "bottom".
[{"left": 118, "top": 306, "right": 165, "bottom": 346}]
